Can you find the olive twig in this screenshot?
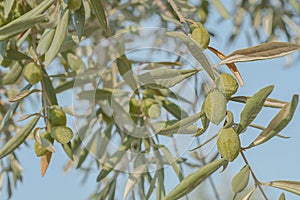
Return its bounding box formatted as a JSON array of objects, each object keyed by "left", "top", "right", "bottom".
[{"left": 240, "top": 151, "right": 269, "bottom": 200}]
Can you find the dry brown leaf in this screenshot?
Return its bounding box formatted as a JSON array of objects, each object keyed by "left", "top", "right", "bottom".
[
  {"left": 208, "top": 46, "right": 244, "bottom": 86},
  {"left": 40, "top": 152, "right": 52, "bottom": 176}
]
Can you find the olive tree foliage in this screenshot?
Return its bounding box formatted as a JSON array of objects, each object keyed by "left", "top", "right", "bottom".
[{"left": 0, "top": 0, "right": 299, "bottom": 199}]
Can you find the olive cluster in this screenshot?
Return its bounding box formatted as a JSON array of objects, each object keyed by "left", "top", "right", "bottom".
[
  {"left": 203, "top": 73, "right": 240, "bottom": 162},
  {"left": 34, "top": 108, "right": 74, "bottom": 157}
]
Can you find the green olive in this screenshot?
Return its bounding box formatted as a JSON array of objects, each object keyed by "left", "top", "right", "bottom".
[
  {"left": 48, "top": 108, "right": 67, "bottom": 127},
  {"left": 204, "top": 90, "right": 227, "bottom": 125},
  {"left": 217, "top": 128, "right": 240, "bottom": 162},
  {"left": 23, "top": 62, "right": 43, "bottom": 84},
  {"left": 216, "top": 73, "right": 239, "bottom": 98},
  {"left": 50, "top": 126, "right": 74, "bottom": 144}
]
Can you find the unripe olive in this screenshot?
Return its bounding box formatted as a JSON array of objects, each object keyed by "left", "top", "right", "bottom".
[
  {"left": 204, "top": 90, "right": 227, "bottom": 125},
  {"left": 191, "top": 23, "right": 210, "bottom": 49},
  {"left": 34, "top": 132, "right": 54, "bottom": 157},
  {"left": 48, "top": 108, "right": 67, "bottom": 127},
  {"left": 23, "top": 62, "right": 43, "bottom": 84},
  {"left": 217, "top": 128, "right": 240, "bottom": 162},
  {"left": 50, "top": 126, "right": 74, "bottom": 144},
  {"left": 216, "top": 73, "right": 239, "bottom": 98},
  {"left": 142, "top": 99, "right": 161, "bottom": 119}
]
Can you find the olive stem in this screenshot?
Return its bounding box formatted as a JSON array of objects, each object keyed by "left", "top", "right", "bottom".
[
  {"left": 240, "top": 151, "right": 269, "bottom": 200},
  {"left": 167, "top": 0, "right": 190, "bottom": 34}
]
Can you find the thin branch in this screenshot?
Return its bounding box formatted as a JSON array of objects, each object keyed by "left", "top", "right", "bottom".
[
  {"left": 167, "top": 0, "right": 190, "bottom": 34},
  {"left": 240, "top": 151, "right": 269, "bottom": 200},
  {"left": 167, "top": 0, "right": 186, "bottom": 23}
]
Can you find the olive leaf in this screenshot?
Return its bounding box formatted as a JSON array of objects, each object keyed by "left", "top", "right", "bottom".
[
  {"left": 1, "top": 61, "right": 23, "bottom": 85},
  {"left": 0, "top": 84, "right": 31, "bottom": 132},
  {"left": 264, "top": 180, "right": 300, "bottom": 195},
  {"left": 161, "top": 99, "right": 188, "bottom": 119},
  {"left": 157, "top": 112, "right": 202, "bottom": 135},
  {"left": 41, "top": 69, "right": 58, "bottom": 106},
  {"left": 40, "top": 153, "right": 52, "bottom": 176},
  {"left": 72, "top": 4, "right": 85, "bottom": 40},
  {"left": 123, "top": 164, "right": 147, "bottom": 200},
  {"left": 237, "top": 85, "right": 274, "bottom": 133},
  {"left": 160, "top": 146, "right": 183, "bottom": 181},
  {"left": 23, "top": 0, "right": 55, "bottom": 18},
  {"left": 4, "top": 0, "right": 15, "bottom": 19},
  {"left": 37, "top": 29, "right": 55, "bottom": 55},
  {"left": 8, "top": 89, "right": 41, "bottom": 102},
  {"left": 138, "top": 68, "right": 199, "bottom": 89},
  {"left": 230, "top": 96, "right": 288, "bottom": 108},
  {"left": 232, "top": 165, "right": 250, "bottom": 195},
  {"left": 241, "top": 187, "right": 256, "bottom": 200},
  {"left": 217, "top": 42, "right": 300, "bottom": 65},
  {"left": 45, "top": 10, "right": 70, "bottom": 66},
  {"left": 5, "top": 49, "right": 31, "bottom": 60},
  {"left": 116, "top": 55, "right": 137, "bottom": 91},
  {"left": 167, "top": 31, "right": 215, "bottom": 80},
  {"left": 0, "top": 14, "right": 47, "bottom": 41},
  {"left": 250, "top": 95, "right": 298, "bottom": 147},
  {"left": 210, "top": 0, "right": 231, "bottom": 19},
  {"left": 279, "top": 192, "right": 286, "bottom": 200},
  {"left": 89, "top": 0, "right": 108, "bottom": 35},
  {"left": 142, "top": 61, "right": 184, "bottom": 70},
  {"left": 165, "top": 158, "right": 226, "bottom": 200},
  {"left": 96, "top": 137, "right": 134, "bottom": 181},
  {"left": 0, "top": 115, "right": 40, "bottom": 159}
]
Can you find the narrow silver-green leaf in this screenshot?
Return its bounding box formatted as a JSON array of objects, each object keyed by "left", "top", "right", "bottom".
[
  {"left": 210, "top": 0, "right": 231, "bottom": 19},
  {"left": 279, "top": 192, "right": 286, "bottom": 200},
  {"left": 160, "top": 146, "right": 183, "bottom": 181},
  {"left": 241, "top": 187, "right": 256, "bottom": 200},
  {"left": 162, "top": 99, "right": 188, "bottom": 119},
  {"left": 62, "top": 142, "right": 74, "bottom": 160},
  {"left": 90, "top": 0, "right": 108, "bottom": 35},
  {"left": 0, "top": 115, "right": 40, "bottom": 159},
  {"left": 72, "top": 4, "right": 85, "bottom": 40},
  {"left": 218, "top": 42, "right": 300, "bottom": 65},
  {"left": 158, "top": 112, "right": 202, "bottom": 135},
  {"left": 22, "top": 0, "right": 55, "bottom": 18},
  {"left": 0, "top": 14, "right": 47, "bottom": 41},
  {"left": 97, "top": 137, "right": 134, "bottom": 181},
  {"left": 5, "top": 49, "right": 32, "bottom": 60},
  {"left": 232, "top": 165, "right": 250, "bottom": 194},
  {"left": 117, "top": 55, "right": 137, "bottom": 90},
  {"left": 45, "top": 10, "right": 69, "bottom": 66},
  {"left": 4, "top": 0, "right": 15, "bottom": 19},
  {"left": 165, "top": 158, "right": 226, "bottom": 200},
  {"left": 1, "top": 61, "right": 23, "bottom": 85},
  {"left": 250, "top": 95, "right": 298, "bottom": 147},
  {"left": 265, "top": 180, "right": 300, "bottom": 195},
  {"left": 231, "top": 96, "right": 288, "bottom": 108},
  {"left": 41, "top": 69, "right": 58, "bottom": 105},
  {"left": 37, "top": 29, "right": 55, "bottom": 55},
  {"left": 138, "top": 68, "right": 199, "bottom": 89},
  {"left": 123, "top": 164, "right": 147, "bottom": 200},
  {"left": 167, "top": 31, "right": 215, "bottom": 80},
  {"left": 8, "top": 89, "right": 41, "bottom": 102},
  {"left": 0, "top": 84, "right": 31, "bottom": 132},
  {"left": 238, "top": 85, "right": 274, "bottom": 133}
]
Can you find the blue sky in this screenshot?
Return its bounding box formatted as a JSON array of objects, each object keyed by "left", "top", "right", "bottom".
[{"left": 4, "top": 1, "right": 300, "bottom": 200}]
